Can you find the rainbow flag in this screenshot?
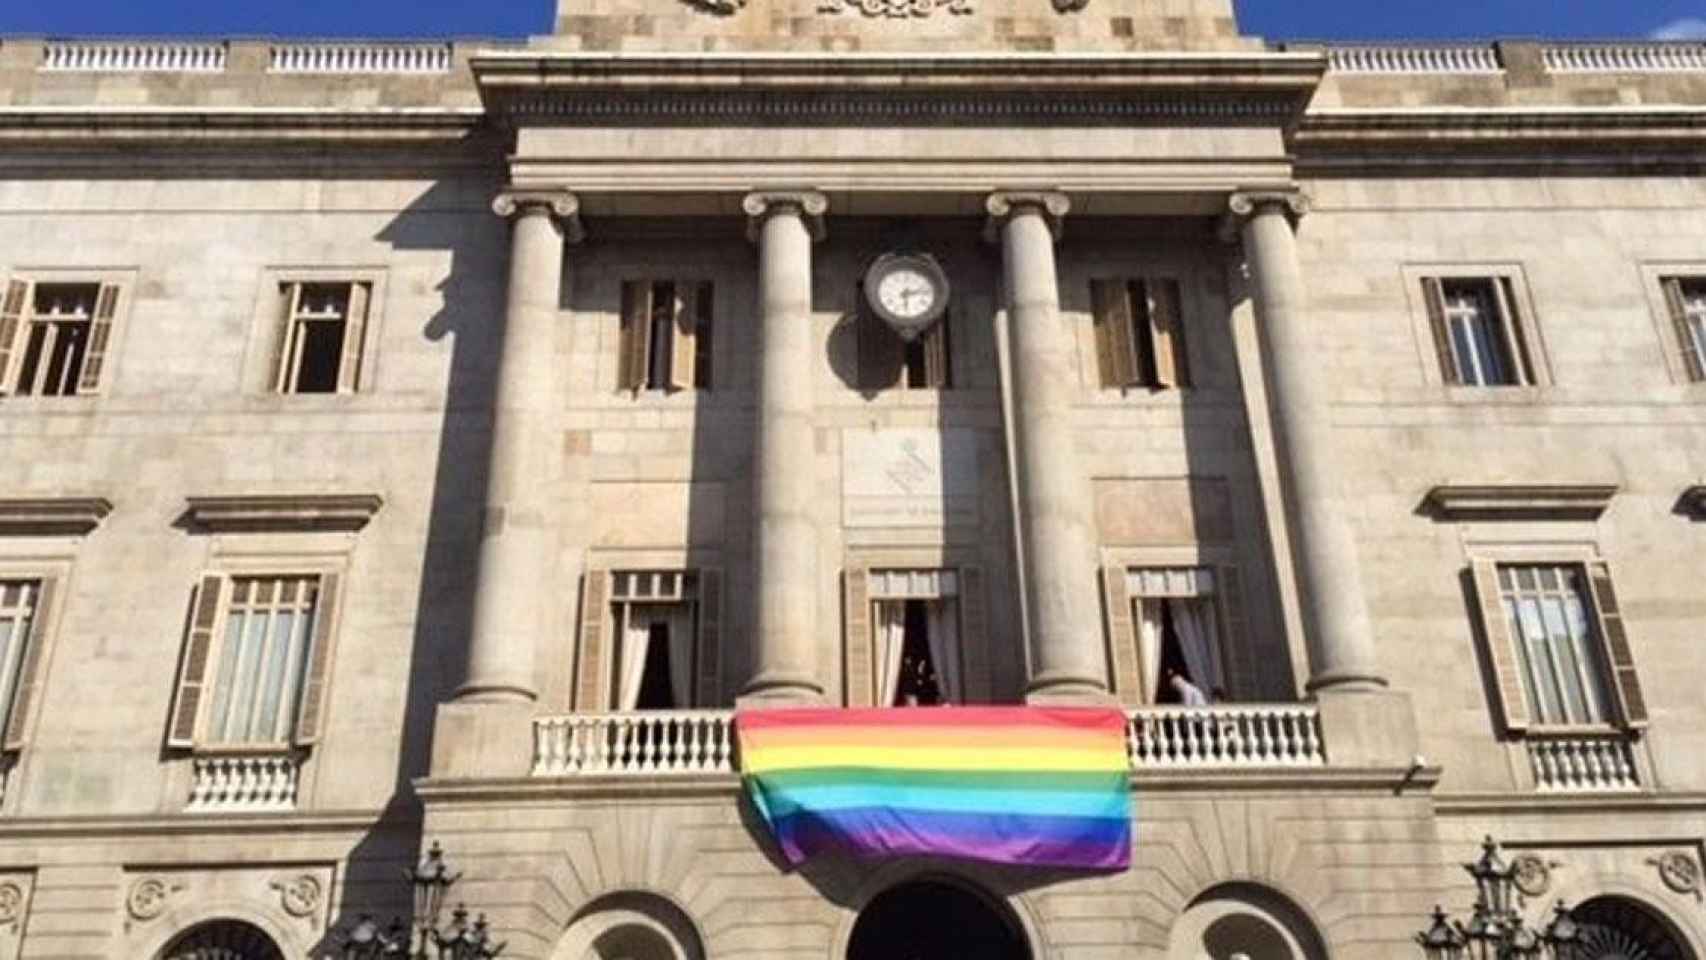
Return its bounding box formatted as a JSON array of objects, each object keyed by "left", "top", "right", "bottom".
[{"left": 737, "top": 707, "right": 1131, "bottom": 870}]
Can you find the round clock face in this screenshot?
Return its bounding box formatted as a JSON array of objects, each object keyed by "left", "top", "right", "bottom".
[
  {"left": 864, "top": 253, "right": 950, "bottom": 339},
  {"left": 875, "top": 266, "right": 938, "bottom": 320}
]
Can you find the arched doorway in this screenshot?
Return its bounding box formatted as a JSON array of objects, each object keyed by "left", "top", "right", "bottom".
[
  {"left": 158, "top": 919, "right": 285, "bottom": 960},
  {"left": 1167, "top": 883, "right": 1328, "bottom": 960},
  {"left": 1569, "top": 896, "right": 1697, "bottom": 960},
  {"left": 847, "top": 879, "right": 1030, "bottom": 960}
]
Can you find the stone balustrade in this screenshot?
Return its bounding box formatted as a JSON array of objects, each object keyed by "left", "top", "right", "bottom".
[
  {"left": 41, "top": 40, "right": 228, "bottom": 73},
  {"left": 269, "top": 43, "right": 453, "bottom": 74},
  {"left": 1527, "top": 733, "right": 1640, "bottom": 793},
  {"left": 1544, "top": 43, "right": 1706, "bottom": 73},
  {"left": 1326, "top": 44, "right": 1500, "bottom": 74},
  {"left": 186, "top": 754, "right": 299, "bottom": 812},
  {"left": 530, "top": 705, "right": 1326, "bottom": 778}
]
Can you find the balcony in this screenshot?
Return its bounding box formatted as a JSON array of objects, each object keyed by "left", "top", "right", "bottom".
[
  {"left": 530, "top": 704, "right": 1326, "bottom": 778},
  {"left": 1526, "top": 732, "right": 1641, "bottom": 793}
]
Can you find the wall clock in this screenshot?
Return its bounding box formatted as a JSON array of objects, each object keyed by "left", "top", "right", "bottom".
[{"left": 863, "top": 252, "right": 950, "bottom": 341}]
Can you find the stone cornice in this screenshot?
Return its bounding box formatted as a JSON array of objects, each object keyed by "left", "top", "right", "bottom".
[
  {"left": 181, "top": 494, "right": 383, "bottom": 533},
  {"left": 0, "top": 809, "right": 389, "bottom": 840},
  {"left": 1422, "top": 484, "right": 1619, "bottom": 522},
  {"left": 472, "top": 51, "right": 1325, "bottom": 127},
  {"left": 0, "top": 497, "right": 113, "bottom": 536},
  {"left": 0, "top": 105, "right": 486, "bottom": 146}
]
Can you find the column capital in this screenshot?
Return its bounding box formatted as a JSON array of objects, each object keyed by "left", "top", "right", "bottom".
[
  {"left": 742, "top": 190, "right": 828, "bottom": 242},
  {"left": 491, "top": 188, "right": 585, "bottom": 243},
  {"left": 983, "top": 191, "right": 1071, "bottom": 243},
  {"left": 1226, "top": 189, "right": 1311, "bottom": 226}
]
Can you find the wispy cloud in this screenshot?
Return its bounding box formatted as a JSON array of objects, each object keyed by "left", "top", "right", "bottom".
[{"left": 1652, "top": 17, "right": 1706, "bottom": 39}]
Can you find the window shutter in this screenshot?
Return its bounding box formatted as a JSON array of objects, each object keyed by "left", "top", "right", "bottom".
[
  {"left": 693, "top": 568, "right": 723, "bottom": 707},
  {"left": 1421, "top": 277, "right": 1459, "bottom": 385},
  {"left": 1470, "top": 559, "right": 1531, "bottom": 733},
  {"left": 1091, "top": 278, "right": 1139, "bottom": 388},
  {"left": 1586, "top": 561, "right": 1647, "bottom": 728},
  {"left": 856, "top": 304, "right": 902, "bottom": 391},
  {"left": 957, "top": 566, "right": 990, "bottom": 703},
  {"left": 272, "top": 282, "right": 302, "bottom": 393},
  {"left": 617, "top": 281, "right": 652, "bottom": 392},
  {"left": 168, "top": 573, "right": 229, "bottom": 749},
  {"left": 2, "top": 577, "right": 56, "bottom": 751},
  {"left": 1662, "top": 278, "right": 1705, "bottom": 382},
  {"left": 575, "top": 571, "right": 610, "bottom": 710},
  {"left": 1149, "top": 277, "right": 1189, "bottom": 389},
  {"left": 74, "top": 282, "right": 123, "bottom": 394},
  {"left": 1215, "top": 564, "right": 1251, "bottom": 700},
  {"left": 922, "top": 313, "right": 952, "bottom": 389},
  {"left": 668, "top": 283, "right": 698, "bottom": 390},
  {"left": 843, "top": 567, "right": 873, "bottom": 706},
  {"left": 293, "top": 571, "right": 342, "bottom": 746},
  {"left": 691, "top": 282, "right": 714, "bottom": 390},
  {"left": 1493, "top": 277, "right": 1536, "bottom": 386},
  {"left": 0, "top": 280, "right": 29, "bottom": 394},
  {"left": 1102, "top": 564, "right": 1141, "bottom": 707},
  {"left": 336, "top": 283, "right": 370, "bottom": 394}
]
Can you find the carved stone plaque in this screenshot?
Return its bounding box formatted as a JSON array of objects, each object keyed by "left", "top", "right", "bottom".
[{"left": 842, "top": 429, "right": 978, "bottom": 528}]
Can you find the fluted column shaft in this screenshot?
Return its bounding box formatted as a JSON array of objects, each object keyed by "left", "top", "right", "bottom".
[
  {"left": 1234, "top": 192, "right": 1384, "bottom": 692},
  {"left": 742, "top": 191, "right": 828, "bottom": 703},
  {"left": 458, "top": 190, "right": 582, "bottom": 702},
  {"left": 990, "top": 192, "right": 1110, "bottom": 703}
]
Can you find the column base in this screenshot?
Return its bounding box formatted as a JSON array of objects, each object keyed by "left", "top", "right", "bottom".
[
  {"left": 1024, "top": 675, "right": 1116, "bottom": 706},
  {"left": 452, "top": 682, "right": 537, "bottom": 704},
  {"left": 430, "top": 700, "right": 535, "bottom": 779},
  {"left": 737, "top": 671, "right": 826, "bottom": 708},
  {"left": 1314, "top": 688, "right": 1419, "bottom": 768}
]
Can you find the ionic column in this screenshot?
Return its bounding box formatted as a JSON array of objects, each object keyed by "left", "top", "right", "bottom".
[
  {"left": 987, "top": 192, "right": 1109, "bottom": 704},
  {"left": 1229, "top": 191, "right": 1384, "bottom": 692},
  {"left": 457, "top": 189, "right": 583, "bottom": 702},
  {"left": 741, "top": 190, "right": 828, "bottom": 703}
]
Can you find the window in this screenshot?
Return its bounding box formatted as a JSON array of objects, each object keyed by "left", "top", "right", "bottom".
[
  {"left": 1090, "top": 277, "right": 1189, "bottom": 390},
  {"left": 167, "top": 571, "right": 342, "bottom": 750},
  {"left": 0, "top": 279, "right": 123, "bottom": 396},
  {"left": 856, "top": 301, "right": 951, "bottom": 390},
  {"left": 1420, "top": 276, "right": 1537, "bottom": 387},
  {"left": 577, "top": 568, "right": 723, "bottom": 710},
  {"left": 1102, "top": 563, "right": 1247, "bottom": 707},
  {"left": 842, "top": 567, "right": 987, "bottom": 707},
  {"left": 1660, "top": 276, "right": 1706, "bottom": 382},
  {"left": 0, "top": 579, "right": 53, "bottom": 752},
  {"left": 273, "top": 281, "right": 372, "bottom": 394},
  {"left": 1470, "top": 558, "right": 1646, "bottom": 731},
  {"left": 618, "top": 281, "right": 712, "bottom": 392}
]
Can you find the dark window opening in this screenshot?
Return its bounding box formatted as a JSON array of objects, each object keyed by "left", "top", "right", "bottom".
[
  {"left": 293, "top": 319, "right": 345, "bottom": 393},
  {"left": 646, "top": 281, "right": 676, "bottom": 390},
  {"left": 894, "top": 599, "right": 942, "bottom": 706},
  {"left": 1152, "top": 600, "right": 1194, "bottom": 705}
]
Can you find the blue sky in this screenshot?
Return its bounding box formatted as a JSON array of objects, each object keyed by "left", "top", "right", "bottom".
[{"left": 0, "top": 0, "right": 1703, "bottom": 42}]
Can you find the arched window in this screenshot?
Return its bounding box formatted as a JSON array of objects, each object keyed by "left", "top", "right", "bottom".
[
  {"left": 550, "top": 892, "right": 706, "bottom": 960},
  {"left": 1570, "top": 896, "right": 1697, "bottom": 960},
  {"left": 159, "top": 919, "right": 284, "bottom": 960},
  {"left": 847, "top": 878, "right": 1030, "bottom": 960},
  {"left": 1167, "top": 883, "right": 1327, "bottom": 960}
]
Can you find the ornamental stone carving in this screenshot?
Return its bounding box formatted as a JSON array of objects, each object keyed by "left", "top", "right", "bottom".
[
  {"left": 742, "top": 190, "right": 829, "bottom": 242},
  {"left": 818, "top": 0, "right": 972, "bottom": 17},
  {"left": 491, "top": 189, "right": 585, "bottom": 243},
  {"left": 983, "top": 191, "right": 1071, "bottom": 242},
  {"left": 271, "top": 874, "right": 323, "bottom": 918},
  {"left": 684, "top": 0, "right": 745, "bottom": 13},
  {"left": 1510, "top": 854, "right": 1553, "bottom": 898},
  {"left": 1651, "top": 851, "right": 1702, "bottom": 897},
  {"left": 125, "top": 877, "right": 177, "bottom": 922},
  {"left": 0, "top": 882, "right": 22, "bottom": 926}
]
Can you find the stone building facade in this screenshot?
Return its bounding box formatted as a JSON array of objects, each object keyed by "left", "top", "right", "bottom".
[{"left": 0, "top": 0, "right": 1704, "bottom": 956}]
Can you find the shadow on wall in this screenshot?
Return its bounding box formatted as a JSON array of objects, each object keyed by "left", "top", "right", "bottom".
[{"left": 310, "top": 172, "right": 509, "bottom": 951}]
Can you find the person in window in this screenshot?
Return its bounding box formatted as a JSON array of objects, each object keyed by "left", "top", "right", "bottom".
[
  {"left": 1167, "top": 668, "right": 1209, "bottom": 707},
  {"left": 896, "top": 652, "right": 942, "bottom": 707}
]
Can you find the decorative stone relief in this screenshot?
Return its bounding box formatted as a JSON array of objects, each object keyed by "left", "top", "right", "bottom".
[
  {"left": 684, "top": 0, "right": 745, "bottom": 13},
  {"left": 1650, "top": 851, "right": 1702, "bottom": 898},
  {"left": 1510, "top": 854, "right": 1553, "bottom": 898},
  {"left": 818, "top": 0, "right": 972, "bottom": 17},
  {"left": 126, "top": 876, "right": 180, "bottom": 922},
  {"left": 0, "top": 883, "right": 22, "bottom": 926},
  {"left": 270, "top": 874, "right": 323, "bottom": 919},
  {"left": 0, "top": 873, "right": 32, "bottom": 960}
]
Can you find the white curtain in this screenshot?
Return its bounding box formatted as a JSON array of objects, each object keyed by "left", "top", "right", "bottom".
[
  {"left": 876, "top": 601, "right": 907, "bottom": 706},
  {"left": 926, "top": 600, "right": 962, "bottom": 704},
  {"left": 617, "top": 609, "right": 652, "bottom": 710},
  {"left": 1137, "top": 599, "right": 1164, "bottom": 705},
  {"left": 1172, "top": 598, "right": 1225, "bottom": 696},
  {"left": 667, "top": 607, "right": 695, "bottom": 709}
]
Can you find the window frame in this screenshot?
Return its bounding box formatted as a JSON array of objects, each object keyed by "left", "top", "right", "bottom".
[
  {"left": 575, "top": 561, "right": 724, "bottom": 712},
  {"left": 0, "top": 269, "right": 135, "bottom": 398},
  {"left": 1639, "top": 264, "right": 1706, "bottom": 386},
  {"left": 1404, "top": 264, "right": 1552, "bottom": 390},
  {"left": 1100, "top": 555, "right": 1249, "bottom": 707},
  {"left": 0, "top": 558, "right": 71, "bottom": 760},
  {"left": 247, "top": 267, "right": 387, "bottom": 396},
  {"left": 1087, "top": 275, "right": 1192, "bottom": 392},
  {"left": 616, "top": 279, "right": 714, "bottom": 395}
]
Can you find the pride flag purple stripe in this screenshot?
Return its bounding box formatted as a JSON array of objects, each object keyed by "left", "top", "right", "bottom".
[{"left": 769, "top": 807, "right": 1131, "bottom": 871}]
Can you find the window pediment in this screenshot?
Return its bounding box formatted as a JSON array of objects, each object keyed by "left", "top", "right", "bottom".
[
  {"left": 1423, "top": 484, "right": 1618, "bottom": 522},
  {"left": 0, "top": 497, "right": 113, "bottom": 536},
  {"left": 181, "top": 494, "right": 383, "bottom": 533}
]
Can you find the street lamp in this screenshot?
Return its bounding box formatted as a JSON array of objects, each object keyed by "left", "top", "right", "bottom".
[
  {"left": 339, "top": 842, "right": 505, "bottom": 960},
  {"left": 1416, "top": 837, "right": 1580, "bottom": 960}
]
